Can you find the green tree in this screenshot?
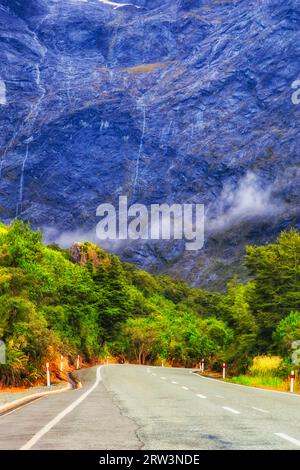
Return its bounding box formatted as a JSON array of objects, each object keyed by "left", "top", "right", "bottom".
[
  {"left": 224, "top": 278, "right": 258, "bottom": 372},
  {"left": 273, "top": 311, "right": 300, "bottom": 356},
  {"left": 123, "top": 317, "right": 160, "bottom": 364},
  {"left": 245, "top": 229, "right": 300, "bottom": 350}
]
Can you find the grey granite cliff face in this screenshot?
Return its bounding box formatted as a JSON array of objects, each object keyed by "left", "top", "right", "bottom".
[{"left": 0, "top": 0, "right": 299, "bottom": 288}]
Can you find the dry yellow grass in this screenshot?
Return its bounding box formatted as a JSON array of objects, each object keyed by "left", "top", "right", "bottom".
[{"left": 249, "top": 356, "right": 282, "bottom": 377}]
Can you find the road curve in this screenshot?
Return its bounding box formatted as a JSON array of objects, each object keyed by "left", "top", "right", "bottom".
[{"left": 0, "top": 365, "right": 300, "bottom": 450}]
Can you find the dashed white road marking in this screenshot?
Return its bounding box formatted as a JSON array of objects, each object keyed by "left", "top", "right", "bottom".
[
  {"left": 171, "top": 381, "right": 178, "bottom": 384},
  {"left": 222, "top": 406, "right": 240, "bottom": 415},
  {"left": 20, "top": 366, "right": 103, "bottom": 450},
  {"left": 252, "top": 406, "right": 270, "bottom": 414},
  {"left": 182, "top": 386, "right": 189, "bottom": 390},
  {"left": 275, "top": 433, "right": 300, "bottom": 448},
  {"left": 161, "top": 377, "right": 166, "bottom": 380},
  {"left": 196, "top": 394, "right": 207, "bottom": 399}
]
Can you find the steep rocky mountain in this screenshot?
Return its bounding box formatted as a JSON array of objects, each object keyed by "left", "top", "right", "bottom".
[{"left": 0, "top": 0, "right": 299, "bottom": 289}]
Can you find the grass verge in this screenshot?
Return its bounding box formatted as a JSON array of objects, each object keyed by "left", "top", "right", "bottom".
[{"left": 226, "top": 375, "right": 297, "bottom": 392}]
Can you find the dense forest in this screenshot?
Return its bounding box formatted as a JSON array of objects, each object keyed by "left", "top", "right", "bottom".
[{"left": 0, "top": 221, "right": 299, "bottom": 386}]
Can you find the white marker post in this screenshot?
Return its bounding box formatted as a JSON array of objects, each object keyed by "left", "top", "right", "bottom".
[
  {"left": 290, "top": 370, "right": 295, "bottom": 393},
  {"left": 76, "top": 355, "right": 80, "bottom": 370},
  {"left": 46, "top": 362, "right": 51, "bottom": 387},
  {"left": 222, "top": 362, "right": 226, "bottom": 379},
  {"left": 60, "top": 355, "right": 64, "bottom": 373},
  {"left": 201, "top": 359, "right": 205, "bottom": 373},
  {"left": 162, "top": 360, "right": 164, "bottom": 368}
]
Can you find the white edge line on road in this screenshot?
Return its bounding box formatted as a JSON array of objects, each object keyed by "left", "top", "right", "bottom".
[
  {"left": 196, "top": 394, "right": 207, "bottom": 399},
  {"left": 182, "top": 386, "right": 189, "bottom": 390},
  {"left": 20, "top": 366, "right": 102, "bottom": 450},
  {"left": 252, "top": 406, "right": 270, "bottom": 414},
  {"left": 193, "top": 373, "right": 300, "bottom": 398},
  {"left": 161, "top": 377, "right": 166, "bottom": 380},
  {"left": 222, "top": 406, "right": 240, "bottom": 415},
  {"left": 171, "top": 381, "right": 178, "bottom": 384},
  {"left": 275, "top": 433, "right": 300, "bottom": 448}
]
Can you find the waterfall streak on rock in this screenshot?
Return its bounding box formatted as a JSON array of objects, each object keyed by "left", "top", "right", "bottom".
[
  {"left": 16, "top": 144, "right": 29, "bottom": 217},
  {"left": 133, "top": 106, "right": 146, "bottom": 193}
]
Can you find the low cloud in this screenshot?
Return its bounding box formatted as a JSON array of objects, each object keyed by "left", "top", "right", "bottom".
[
  {"left": 41, "top": 172, "right": 284, "bottom": 251},
  {"left": 41, "top": 226, "right": 130, "bottom": 252},
  {"left": 41, "top": 227, "right": 98, "bottom": 248},
  {"left": 206, "top": 172, "right": 284, "bottom": 233}
]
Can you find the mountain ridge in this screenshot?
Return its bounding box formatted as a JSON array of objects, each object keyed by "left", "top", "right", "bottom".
[{"left": 0, "top": 0, "right": 299, "bottom": 288}]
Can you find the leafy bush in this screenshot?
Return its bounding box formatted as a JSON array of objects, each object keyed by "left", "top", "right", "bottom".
[{"left": 273, "top": 311, "right": 300, "bottom": 354}]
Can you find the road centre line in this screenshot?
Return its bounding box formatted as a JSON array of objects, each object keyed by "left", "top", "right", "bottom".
[
  {"left": 222, "top": 406, "right": 240, "bottom": 415},
  {"left": 252, "top": 406, "right": 270, "bottom": 414},
  {"left": 196, "top": 394, "right": 207, "bottom": 399},
  {"left": 275, "top": 433, "right": 300, "bottom": 448}
]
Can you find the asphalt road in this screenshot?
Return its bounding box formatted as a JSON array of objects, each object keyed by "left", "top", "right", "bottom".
[{"left": 1, "top": 365, "right": 300, "bottom": 450}]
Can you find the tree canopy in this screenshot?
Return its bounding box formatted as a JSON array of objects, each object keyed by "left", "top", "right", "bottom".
[{"left": 0, "top": 221, "right": 299, "bottom": 385}]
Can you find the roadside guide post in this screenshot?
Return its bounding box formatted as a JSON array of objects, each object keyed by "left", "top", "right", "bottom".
[
  {"left": 290, "top": 370, "right": 295, "bottom": 393},
  {"left": 60, "top": 354, "right": 64, "bottom": 372},
  {"left": 46, "top": 362, "right": 51, "bottom": 387},
  {"left": 222, "top": 362, "right": 226, "bottom": 379},
  {"left": 201, "top": 359, "right": 205, "bottom": 372},
  {"left": 76, "top": 355, "right": 80, "bottom": 370}
]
